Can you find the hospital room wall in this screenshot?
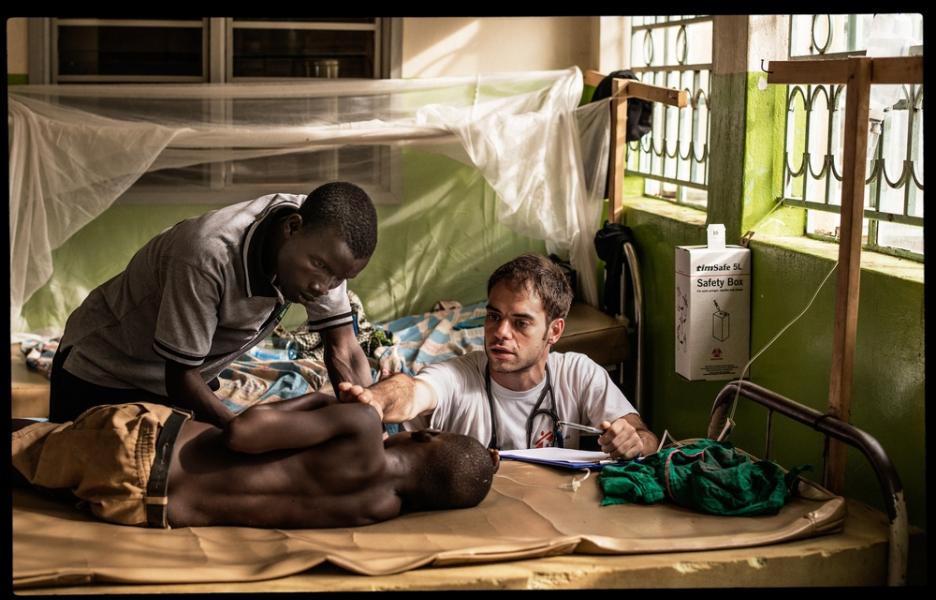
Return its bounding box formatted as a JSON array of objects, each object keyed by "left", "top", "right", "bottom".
[
  {"left": 5, "top": 17, "right": 602, "bottom": 82},
  {"left": 617, "top": 67, "right": 926, "bottom": 531},
  {"left": 6, "top": 18, "right": 28, "bottom": 84},
  {"left": 16, "top": 16, "right": 607, "bottom": 330},
  {"left": 400, "top": 17, "right": 599, "bottom": 77},
  {"left": 623, "top": 204, "right": 925, "bottom": 531},
  {"left": 20, "top": 152, "right": 547, "bottom": 332}
]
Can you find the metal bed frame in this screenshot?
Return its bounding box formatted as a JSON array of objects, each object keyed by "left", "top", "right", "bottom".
[{"left": 707, "top": 379, "right": 908, "bottom": 586}]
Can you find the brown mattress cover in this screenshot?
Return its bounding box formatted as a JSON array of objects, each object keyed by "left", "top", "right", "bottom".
[{"left": 13, "top": 459, "right": 844, "bottom": 588}]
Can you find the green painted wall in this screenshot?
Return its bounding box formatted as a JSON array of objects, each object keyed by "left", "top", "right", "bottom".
[
  {"left": 621, "top": 198, "right": 926, "bottom": 531},
  {"left": 615, "top": 69, "right": 926, "bottom": 531},
  {"left": 706, "top": 72, "right": 747, "bottom": 242},
  {"left": 23, "top": 203, "right": 221, "bottom": 332},
  {"left": 22, "top": 150, "right": 546, "bottom": 331},
  {"left": 745, "top": 241, "right": 925, "bottom": 528}
]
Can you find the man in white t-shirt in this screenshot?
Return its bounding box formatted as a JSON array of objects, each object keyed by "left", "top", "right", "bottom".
[{"left": 339, "top": 254, "right": 657, "bottom": 458}]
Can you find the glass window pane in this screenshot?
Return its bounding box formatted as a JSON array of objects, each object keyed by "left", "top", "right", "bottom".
[
  {"left": 57, "top": 26, "right": 203, "bottom": 77},
  {"left": 233, "top": 29, "right": 375, "bottom": 78},
  {"left": 230, "top": 151, "right": 337, "bottom": 184},
  {"left": 232, "top": 17, "right": 375, "bottom": 24},
  {"left": 628, "top": 16, "right": 711, "bottom": 208},
  {"left": 877, "top": 221, "right": 924, "bottom": 255},
  {"left": 136, "top": 166, "right": 210, "bottom": 186}
]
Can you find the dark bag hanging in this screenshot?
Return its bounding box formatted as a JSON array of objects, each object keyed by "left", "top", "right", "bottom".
[
  {"left": 590, "top": 69, "right": 654, "bottom": 143},
  {"left": 593, "top": 221, "right": 635, "bottom": 317},
  {"left": 547, "top": 254, "right": 579, "bottom": 301}
]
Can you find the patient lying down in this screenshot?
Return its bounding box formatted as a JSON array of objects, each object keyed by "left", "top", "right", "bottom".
[{"left": 11, "top": 395, "right": 498, "bottom": 529}]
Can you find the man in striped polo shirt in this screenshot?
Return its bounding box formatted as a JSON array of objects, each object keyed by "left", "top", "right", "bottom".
[{"left": 50, "top": 182, "right": 378, "bottom": 427}]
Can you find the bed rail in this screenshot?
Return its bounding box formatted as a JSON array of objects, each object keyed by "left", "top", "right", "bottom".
[
  {"left": 707, "top": 380, "right": 908, "bottom": 586},
  {"left": 622, "top": 240, "right": 643, "bottom": 414}
]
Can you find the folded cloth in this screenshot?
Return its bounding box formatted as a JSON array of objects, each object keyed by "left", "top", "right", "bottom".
[
  {"left": 20, "top": 337, "right": 60, "bottom": 379},
  {"left": 598, "top": 439, "right": 810, "bottom": 516}
]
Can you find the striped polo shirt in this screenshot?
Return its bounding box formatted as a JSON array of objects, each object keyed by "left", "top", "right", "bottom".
[{"left": 59, "top": 193, "right": 353, "bottom": 396}]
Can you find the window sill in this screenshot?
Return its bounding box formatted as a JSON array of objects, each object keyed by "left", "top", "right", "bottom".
[
  {"left": 750, "top": 233, "right": 924, "bottom": 285},
  {"left": 619, "top": 195, "right": 924, "bottom": 285},
  {"left": 619, "top": 195, "right": 707, "bottom": 227}
]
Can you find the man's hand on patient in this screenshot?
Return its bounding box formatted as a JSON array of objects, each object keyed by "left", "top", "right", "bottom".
[
  {"left": 337, "top": 381, "right": 384, "bottom": 421},
  {"left": 598, "top": 417, "right": 643, "bottom": 460}
]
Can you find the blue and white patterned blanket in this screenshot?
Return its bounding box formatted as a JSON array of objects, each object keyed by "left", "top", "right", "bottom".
[
  {"left": 372, "top": 301, "right": 486, "bottom": 376},
  {"left": 20, "top": 300, "right": 487, "bottom": 414}
]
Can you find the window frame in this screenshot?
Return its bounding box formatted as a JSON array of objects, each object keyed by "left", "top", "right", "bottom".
[
  {"left": 781, "top": 13, "right": 924, "bottom": 261},
  {"left": 30, "top": 17, "right": 400, "bottom": 84},
  {"left": 626, "top": 15, "right": 712, "bottom": 210},
  {"left": 50, "top": 18, "right": 209, "bottom": 83},
  {"left": 26, "top": 17, "right": 403, "bottom": 206}
]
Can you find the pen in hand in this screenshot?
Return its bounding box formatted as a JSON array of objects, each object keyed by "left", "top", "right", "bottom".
[{"left": 557, "top": 420, "right": 604, "bottom": 435}]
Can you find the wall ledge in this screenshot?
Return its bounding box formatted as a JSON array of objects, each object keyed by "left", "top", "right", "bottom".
[
  {"left": 620, "top": 195, "right": 923, "bottom": 285},
  {"left": 751, "top": 233, "right": 924, "bottom": 285},
  {"left": 619, "top": 195, "right": 707, "bottom": 227}
]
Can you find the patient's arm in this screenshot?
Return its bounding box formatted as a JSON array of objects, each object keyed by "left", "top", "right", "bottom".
[
  {"left": 224, "top": 401, "right": 381, "bottom": 454},
  {"left": 165, "top": 359, "right": 234, "bottom": 427},
  {"left": 337, "top": 373, "right": 438, "bottom": 423},
  {"left": 250, "top": 391, "right": 339, "bottom": 413}
]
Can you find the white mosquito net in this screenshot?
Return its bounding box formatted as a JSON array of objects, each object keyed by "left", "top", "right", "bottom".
[{"left": 8, "top": 67, "right": 611, "bottom": 338}]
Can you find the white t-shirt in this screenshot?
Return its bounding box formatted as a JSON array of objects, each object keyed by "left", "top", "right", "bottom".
[{"left": 407, "top": 351, "right": 637, "bottom": 450}]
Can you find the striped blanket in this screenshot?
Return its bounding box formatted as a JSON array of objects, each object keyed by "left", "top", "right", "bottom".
[
  {"left": 373, "top": 300, "right": 486, "bottom": 376},
  {"left": 219, "top": 299, "right": 486, "bottom": 412},
  {"left": 20, "top": 300, "right": 487, "bottom": 416},
  {"left": 216, "top": 353, "right": 330, "bottom": 413}
]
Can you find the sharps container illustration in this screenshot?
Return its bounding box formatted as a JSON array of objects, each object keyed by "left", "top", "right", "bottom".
[{"left": 712, "top": 299, "right": 729, "bottom": 341}]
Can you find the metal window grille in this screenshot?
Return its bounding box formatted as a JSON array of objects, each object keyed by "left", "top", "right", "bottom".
[
  {"left": 782, "top": 14, "right": 924, "bottom": 260},
  {"left": 627, "top": 15, "right": 712, "bottom": 209}
]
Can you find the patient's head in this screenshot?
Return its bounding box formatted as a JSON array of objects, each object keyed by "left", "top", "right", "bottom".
[{"left": 387, "top": 430, "right": 498, "bottom": 512}]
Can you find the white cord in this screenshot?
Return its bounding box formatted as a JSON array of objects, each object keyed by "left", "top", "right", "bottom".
[
  {"left": 727, "top": 260, "right": 840, "bottom": 424},
  {"left": 725, "top": 119, "right": 880, "bottom": 429},
  {"left": 561, "top": 468, "right": 592, "bottom": 492}
]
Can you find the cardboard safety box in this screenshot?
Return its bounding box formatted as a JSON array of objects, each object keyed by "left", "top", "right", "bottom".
[{"left": 675, "top": 225, "right": 751, "bottom": 381}]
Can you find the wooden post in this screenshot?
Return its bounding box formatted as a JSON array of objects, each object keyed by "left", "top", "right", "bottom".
[
  {"left": 767, "top": 56, "right": 921, "bottom": 494},
  {"left": 824, "top": 58, "right": 872, "bottom": 494},
  {"left": 584, "top": 69, "right": 605, "bottom": 88},
  {"left": 605, "top": 78, "right": 688, "bottom": 222},
  {"left": 608, "top": 78, "right": 629, "bottom": 222}
]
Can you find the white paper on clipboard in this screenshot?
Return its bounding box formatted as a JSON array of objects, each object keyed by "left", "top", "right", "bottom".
[{"left": 499, "top": 447, "right": 620, "bottom": 470}]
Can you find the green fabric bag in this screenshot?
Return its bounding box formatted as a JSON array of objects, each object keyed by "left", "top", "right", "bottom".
[{"left": 598, "top": 439, "right": 809, "bottom": 516}]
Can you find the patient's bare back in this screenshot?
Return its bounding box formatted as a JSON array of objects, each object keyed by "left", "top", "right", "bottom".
[{"left": 167, "top": 408, "right": 401, "bottom": 529}]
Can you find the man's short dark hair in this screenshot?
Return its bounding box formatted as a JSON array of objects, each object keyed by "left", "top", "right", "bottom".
[
  {"left": 299, "top": 181, "right": 377, "bottom": 259},
  {"left": 487, "top": 253, "right": 573, "bottom": 322},
  {"left": 409, "top": 434, "right": 495, "bottom": 512}
]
